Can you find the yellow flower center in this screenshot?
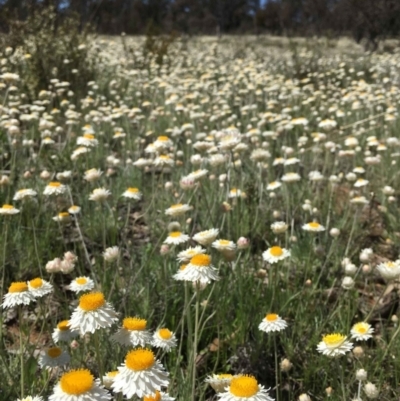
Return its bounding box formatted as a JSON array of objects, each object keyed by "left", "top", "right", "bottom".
[
  {"left": 79, "top": 292, "right": 105, "bottom": 311},
  {"left": 160, "top": 155, "right": 170, "bottom": 159},
  {"left": 323, "top": 333, "right": 346, "bottom": 348},
  {"left": 76, "top": 277, "right": 88, "bottom": 285},
  {"left": 60, "top": 369, "right": 94, "bottom": 395},
  {"left": 83, "top": 134, "right": 95, "bottom": 139},
  {"left": 106, "top": 370, "right": 119, "bottom": 378},
  {"left": 169, "top": 231, "right": 182, "bottom": 238},
  {"left": 2, "top": 204, "right": 14, "bottom": 209},
  {"left": 229, "top": 375, "right": 259, "bottom": 397},
  {"left": 387, "top": 262, "right": 396, "bottom": 268},
  {"left": 9, "top": 282, "right": 28, "bottom": 293},
  {"left": 353, "top": 323, "right": 368, "bottom": 334},
  {"left": 158, "top": 136, "right": 169, "bottom": 141},
  {"left": 309, "top": 222, "right": 320, "bottom": 229},
  {"left": 125, "top": 349, "right": 155, "bottom": 371},
  {"left": 269, "top": 246, "right": 283, "bottom": 257},
  {"left": 158, "top": 328, "right": 172, "bottom": 340},
  {"left": 218, "top": 240, "right": 231, "bottom": 245},
  {"left": 59, "top": 212, "right": 69, "bottom": 218},
  {"left": 265, "top": 313, "right": 278, "bottom": 322},
  {"left": 123, "top": 317, "right": 147, "bottom": 331},
  {"left": 180, "top": 264, "right": 187, "bottom": 271},
  {"left": 144, "top": 391, "right": 161, "bottom": 401},
  {"left": 29, "top": 278, "right": 43, "bottom": 288},
  {"left": 190, "top": 254, "right": 211, "bottom": 267},
  {"left": 170, "top": 203, "right": 183, "bottom": 209},
  {"left": 57, "top": 320, "right": 70, "bottom": 331},
  {"left": 127, "top": 187, "right": 139, "bottom": 193},
  {"left": 48, "top": 182, "right": 61, "bottom": 187},
  {"left": 47, "top": 347, "right": 62, "bottom": 358}
]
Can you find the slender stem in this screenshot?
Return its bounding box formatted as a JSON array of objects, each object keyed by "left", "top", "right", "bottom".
[
  {"left": 1, "top": 220, "right": 9, "bottom": 303},
  {"left": 273, "top": 334, "right": 280, "bottom": 401},
  {"left": 191, "top": 285, "right": 200, "bottom": 401},
  {"left": 357, "top": 380, "right": 362, "bottom": 400},
  {"left": 94, "top": 331, "right": 104, "bottom": 382},
  {"left": 19, "top": 306, "right": 24, "bottom": 398}
]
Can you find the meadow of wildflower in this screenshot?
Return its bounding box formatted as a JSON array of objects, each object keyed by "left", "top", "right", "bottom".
[{"left": 1, "top": 34, "right": 400, "bottom": 401}]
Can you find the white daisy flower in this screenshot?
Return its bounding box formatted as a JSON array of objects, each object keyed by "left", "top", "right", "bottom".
[
  {"left": 52, "top": 320, "right": 79, "bottom": 343},
  {"left": 68, "top": 292, "right": 118, "bottom": 334},
  {"left": 302, "top": 222, "right": 325, "bottom": 232},
  {"left": 111, "top": 317, "right": 152, "bottom": 347},
  {"left": 193, "top": 228, "right": 219, "bottom": 246},
  {"left": 154, "top": 135, "right": 173, "bottom": 150},
  {"left": 177, "top": 246, "right": 206, "bottom": 263},
  {"left": 354, "top": 179, "right": 369, "bottom": 188},
  {"left": 351, "top": 322, "right": 374, "bottom": 341},
  {"left": 122, "top": 187, "right": 142, "bottom": 200},
  {"left": 266, "top": 181, "right": 281, "bottom": 191},
  {"left": 71, "top": 146, "right": 91, "bottom": 161},
  {"left": 13, "top": 188, "right": 37, "bottom": 201},
  {"left": 52, "top": 212, "right": 71, "bottom": 223},
  {"left": 43, "top": 182, "right": 66, "bottom": 196},
  {"left": 0, "top": 204, "right": 20, "bottom": 215},
  {"left": 2, "top": 282, "right": 36, "bottom": 309},
  {"left": 282, "top": 172, "right": 301, "bottom": 183},
  {"left": 49, "top": 369, "right": 111, "bottom": 401},
  {"left": 77, "top": 134, "right": 99, "bottom": 147},
  {"left": 164, "top": 231, "right": 190, "bottom": 245},
  {"left": 262, "top": 246, "right": 290, "bottom": 264},
  {"left": 153, "top": 155, "right": 174, "bottom": 167},
  {"left": 38, "top": 347, "right": 70, "bottom": 369},
  {"left": 111, "top": 348, "right": 169, "bottom": 398},
  {"left": 271, "top": 222, "right": 288, "bottom": 234},
  {"left": 212, "top": 239, "right": 236, "bottom": 252},
  {"left": 187, "top": 169, "right": 209, "bottom": 180},
  {"left": 165, "top": 203, "right": 191, "bottom": 216},
  {"left": 103, "top": 246, "right": 119, "bottom": 262},
  {"left": 350, "top": 196, "right": 369, "bottom": 205},
  {"left": 68, "top": 205, "right": 81, "bottom": 215},
  {"left": 17, "top": 396, "right": 43, "bottom": 401},
  {"left": 228, "top": 188, "right": 246, "bottom": 198},
  {"left": 317, "top": 333, "right": 353, "bottom": 357},
  {"left": 258, "top": 314, "right": 288, "bottom": 333},
  {"left": 205, "top": 374, "right": 234, "bottom": 393},
  {"left": 69, "top": 277, "right": 95, "bottom": 293},
  {"left": 84, "top": 168, "right": 103, "bottom": 182},
  {"left": 217, "top": 375, "right": 274, "bottom": 401},
  {"left": 152, "top": 328, "right": 178, "bottom": 352},
  {"left": 28, "top": 278, "right": 53, "bottom": 298},
  {"left": 174, "top": 254, "right": 219, "bottom": 284},
  {"left": 102, "top": 371, "right": 119, "bottom": 389},
  {"left": 143, "top": 390, "right": 175, "bottom": 401},
  {"left": 89, "top": 188, "right": 111, "bottom": 202},
  {"left": 376, "top": 260, "right": 400, "bottom": 280}
]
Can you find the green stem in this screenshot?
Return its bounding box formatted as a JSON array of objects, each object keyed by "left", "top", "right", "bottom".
[
  {"left": 19, "top": 307, "right": 24, "bottom": 398},
  {"left": 273, "top": 334, "right": 280, "bottom": 401},
  {"left": 191, "top": 285, "right": 200, "bottom": 401},
  {"left": 94, "top": 331, "right": 104, "bottom": 382}
]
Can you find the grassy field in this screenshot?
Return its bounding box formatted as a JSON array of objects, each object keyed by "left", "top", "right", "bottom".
[{"left": 1, "top": 34, "right": 400, "bottom": 401}]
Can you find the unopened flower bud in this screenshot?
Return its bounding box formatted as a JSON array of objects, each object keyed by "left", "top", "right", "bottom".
[
  {"left": 329, "top": 228, "right": 340, "bottom": 237},
  {"left": 298, "top": 394, "right": 311, "bottom": 401},
  {"left": 160, "top": 244, "right": 169, "bottom": 255},
  {"left": 70, "top": 340, "right": 79, "bottom": 349},
  {"left": 356, "top": 369, "right": 367, "bottom": 381},
  {"left": 353, "top": 346, "right": 364, "bottom": 358},
  {"left": 280, "top": 358, "right": 292, "bottom": 372},
  {"left": 237, "top": 237, "right": 250, "bottom": 250},
  {"left": 364, "top": 382, "right": 379, "bottom": 399}
]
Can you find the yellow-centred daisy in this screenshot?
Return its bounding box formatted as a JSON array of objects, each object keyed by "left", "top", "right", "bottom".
[
  {"left": 164, "top": 231, "right": 190, "bottom": 245},
  {"left": 152, "top": 328, "right": 178, "bottom": 351},
  {"left": 205, "top": 373, "right": 234, "bottom": 393},
  {"left": 174, "top": 254, "right": 219, "bottom": 284},
  {"left": 69, "top": 277, "right": 95, "bottom": 293},
  {"left": 68, "top": 292, "right": 118, "bottom": 334},
  {"left": 13, "top": 188, "right": 38, "bottom": 201},
  {"left": 89, "top": 188, "right": 111, "bottom": 202},
  {"left": 0, "top": 204, "right": 20, "bottom": 215},
  {"left": 143, "top": 390, "right": 175, "bottom": 401},
  {"left": 111, "top": 348, "right": 169, "bottom": 398},
  {"left": 351, "top": 322, "right": 374, "bottom": 341},
  {"left": 52, "top": 320, "right": 79, "bottom": 343},
  {"left": 262, "top": 246, "right": 290, "bottom": 264},
  {"left": 43, "top": 182, "right": 66, "bottom": 196},
  {"left": 102, "top": 371, "right": 119, "bottom": 389},
  {"left": 49, "top": 369, "right": 111, "bottom": 401},
  {"left": 212, "top": 239, "right": 236, "bottom": 252},
  {"left": 258, "top": 314, "right": 288, "bottom": 333},
  {"left": 38, "top": 347, "right": 70, "bottom": 369},
  {"left": 316, "top": 333, "right": 353, "bottom": 357},
  {"left": 192, "top": 228, "right": 219, "bottom": 246},
  {"left": 122, "top": 187, "right": 142, "bottom": 200},
  {"left": 165, "top": 203, "right": 191, "bottom": 216},
  {"left": 176, "top": 246, "right": 205, "bottom": 263},
  {"left": 217, "top": 375, "right": 274, "bottom": 401},
  {"left": 2, "top": 282, "right": 36, "bottom": 309},
  {"left": 376, "top": 260, "right": 400, "bottom": 280},
  {"left": 302, "top": 222, "right": 325, "bottom": 232},
  {"left": 111, "top": 317, "right": 153, "bottom": 347},
  {"left": 28, "top": 278, "right": 53, "bottom": 298}
]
